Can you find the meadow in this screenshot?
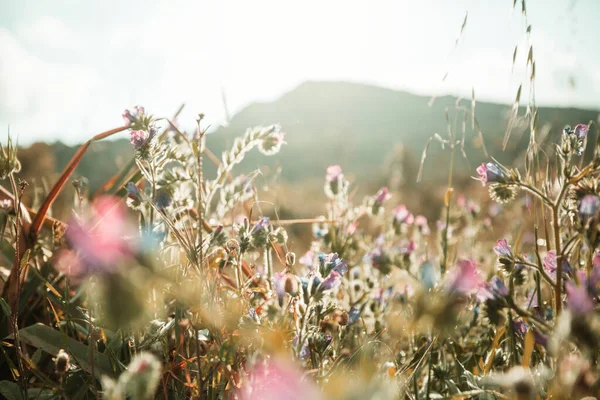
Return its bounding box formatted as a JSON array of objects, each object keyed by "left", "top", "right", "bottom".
[{"left": 0, "top": 99, "right": 599, "bottom": 400}]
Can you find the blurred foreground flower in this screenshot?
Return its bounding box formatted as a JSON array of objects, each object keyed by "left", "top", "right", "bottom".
[
  {"left": 57, "top": 196, "right": 136, "bottom": 279},
  {"left": 102, "top": 352, "right": 162, "bottom": 400},
  {"left": 239, "top": 358, "right": 323, "bottom": 400},
  {"left": 445, "top": 259, "right": 483, "bottom": 295}
]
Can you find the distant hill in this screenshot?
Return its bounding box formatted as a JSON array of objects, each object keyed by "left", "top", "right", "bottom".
[
  {"left": 208, "top": 81, "right": 600, "bottom": 183},
  {"left": 19, "top": 81, "right": 600, "bottom": 197}
]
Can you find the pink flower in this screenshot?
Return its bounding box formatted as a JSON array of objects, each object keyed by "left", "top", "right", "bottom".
[
  {"left": 325, "top": 165, "right": 343, "bottom": 182},
  {"left": 299, "top": 250, "right": 315, "bottom": 269},
  {"left": 130, "top": 130, "right": 149, "bottom": 149},
  {"left": 64, "top": 196, "right": 136, "bottom": 277},
  {"left": 445, "top": 259, "right": 482, "bottom": 295},
  {"left": 415, "top": 215, "right": 430, "bottom": 235},
  {"left": 566, "top": 281, "right": 594, "bottom": 315},
  {"left": 573, "top": 123, "right": 589, "bottom": 139},
  {"left": 239, "top": 359, "right": 323, "bottom": 400},
  {"left": 375, "top": 187, "right": 391, "bottom": 204},
  {"left": 543, "top": 250, "right": 557, "bottom": 280},
  {"left": 393, "top": 205, "right": 414, "bottom": 225}
]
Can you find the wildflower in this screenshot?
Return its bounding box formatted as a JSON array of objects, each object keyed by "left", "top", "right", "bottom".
[
  {"left": 445, "top": 259, "right": 482, "bottom": 295},
  {"left": 55, "top": 349, "right": 70, "bottom": 374},
  {"left": 312, "top": 218, "right": 329, "bottom": 238},
  {"left": 325, "top": 165, "right": 343, "bottom": 182},
  {"left": 414, "top": 215, "right": 430, "bottom": 235},
  {"left": 324, "top": 165, "right": 348, "bottom": 199},
  {"left": 393, "top": 204, "right": 414, "bottom": 225},
  {"left": 319, "top": 271, "right": 342, "bottom": 291},
  {"left": 543, "top": 251, "right": 557, "bottom": 280},
  {"left": 375, "top": 187, "right": 391, "bottom": 204},
  {"left": 578, "top": 194, "right": 600, "bottom": 220},
  {"left": 155, "top": 189, "right": 172, "bottom": 210},
  {"left": 573, "top": 123, "right": 589, "bottom": 139},
  {"left": 63, "top": 196, "right": 136, "bottom": 277},
  {"left": 252, "top": 217, "right": 270, "bottom": 232},
  {"left": 488, "top": 184, "right": 517, "bottom": 204},
  {"left": 272, "top": 272, "right": 286, "bottom": 303},
  {"left": 130, "top": 130, "right": 149, "bottom": 149},
  {"left": 122, "top": 105, "right": 146, "bottom": 127},
  {"left": 493, "top": 239, "right": 512, "bottom": 258},
  {"left": 476, "top": 162, "right": 505, "bottom": 185},
  {"left": 119, "top": 352, "right": 162, "bottom": 400},
  {"left": 369, "top": 247, "right": 392, "bottom": 274},
  {"left": 398, "top": 239, "right": 415, "bottom": 256},
  {"left": 239, "top": 358, "right": 323, "bottom": 400},
  {"left": 348, "top": 307, "right": 361, "bottom": 324},
  {"left": 566, "top": 281, "right": 594, "bottom": 315},
  {"left": 299, "top": 250, "right": 315, "bottom": 269}
]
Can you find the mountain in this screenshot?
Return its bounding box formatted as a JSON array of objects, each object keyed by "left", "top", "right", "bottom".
[
  {"left": 19, "top": 81, "right": 600, "bottom": 196},
  {"left": 207, "top": 81, "right": 600, "bottom": 184}
]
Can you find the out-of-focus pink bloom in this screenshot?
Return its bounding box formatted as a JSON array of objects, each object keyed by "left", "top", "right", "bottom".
[
  {"left": 414, "top": 215, "right": 430, "bottom": 235},
  {"left": 122, "top": 105, "right": 145, "bottom": 127},
  {"left": 393, "top": 205, "right": 414, "bottom": 225},
  {"left": 346, "top": 221, "right": 358, "bottom": 235},
  {"left": 493, "top": 239, "right": 512, "bottom": 258},
  {"left": 239, "top": 358, "right": 323, "bottom": 400},
  {"left": 398, "top": 239, "right": 415, "bottom": 255},
  {"left": 375, "top": 187, "right": 391, "bottom": 204},
  {"left": 130, "top": 130, "right": 149, "bottom": 149},
  {"left": 298, "top": 250, "right": 315, "bottom": 269},
  {"left": 445, "top": 259, "right": 482, "bottom": 295},
  {"left": 64, "top": 196, "right": 136, "bottom": 276},
  {"left": 566, "top": 281, "right": 594, "bottom": 315},
  {"left": 543, "top": 250, "right": 557, "bottom": 280},
  {"left": 325, "top": 165, "right": 343, "bottom": 182},
  {"left": 272, "top": 272, "right": 286, "bottom": 302}
]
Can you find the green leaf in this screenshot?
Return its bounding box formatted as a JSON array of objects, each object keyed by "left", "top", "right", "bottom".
[
  {"left": 17, "top": 323, "right": 117, "bottom": 378},
  {"left": 0, "top": 380, "right": 24, "bottom": 400},
  {"left": 0, "top": 297, "right": 11, "bottom": 318}
]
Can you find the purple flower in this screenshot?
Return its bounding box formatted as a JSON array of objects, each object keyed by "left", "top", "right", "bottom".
[
  {"left": 127, "top": 182, "right": 141, "bottom": 200},
  {"left": 476, "top": 162, "right": 505, "bottom": 186},
  {"left": 573, "top": 123, "right": 589, "bottom": 139},
  {"left": 393, "top": 205, "right": 414, "bottom": 225},
  {"left": 513, "top": 320, "right": 528, "bottom": 336},
  {"left": 252, "top": 217, "right": 270, "bottom": 232},
  {"left": 493, "top": 239, "right": 512, "bottom": 258},
  {"left": 348, "top": 307, "right": 361, "bottom": 324},
  {"left": 375, "top": 187, "right": 391, "bottom": 205},
  {"left": 446, "top": 259, "right": 482, "bottom": 295},
  {"left": 543, "top": 251, "right": 557, "bottom": 280},
  {"left": 122, "top": 105, "right": 145, "bottom": 127},
  {"left": 320, "top": 271, "right": 342, "bottom": 291},
  {"left": 566, "top": 281, "right": 594, "bottom": 315},
  {"left": 130, "top": 130, "right": 149, "bottom": 149},
  {"left": 398, "top": 240, "right": 416, "bottom": 256},
  {"left": 490, "top": 276, "right": 509, "bottom": 297},
  {"left": 579, "top": 194, "right": 600, "bottom": 220},
  {"left": 155, "top": 190, "right": 172, "bottom": 210},
  {"left": 325, "top": 165, "right": 343, "bottom": 182},
  {"left": 272, "top": 272, "right": 286, "bottom": 302}
]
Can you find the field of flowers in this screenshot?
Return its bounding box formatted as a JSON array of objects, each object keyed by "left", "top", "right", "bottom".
[{"left": 0, "top": 104, "right": 599, "bottom": 400}]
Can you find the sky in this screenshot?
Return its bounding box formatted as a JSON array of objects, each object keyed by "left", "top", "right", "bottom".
[{"left": 0, "top": 0, "right": 598, "bottom": 145}]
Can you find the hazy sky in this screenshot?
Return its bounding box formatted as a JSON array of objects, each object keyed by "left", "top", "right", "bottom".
[{"left": 1, "top": 0, "right": 598, "bottom": 145}]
